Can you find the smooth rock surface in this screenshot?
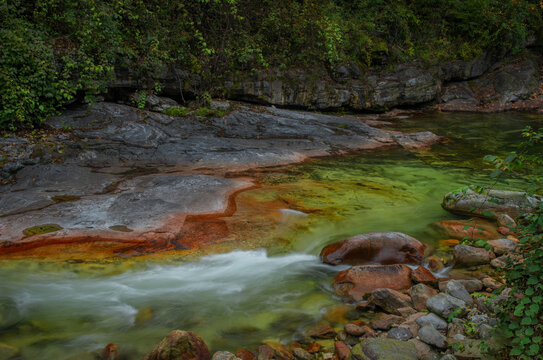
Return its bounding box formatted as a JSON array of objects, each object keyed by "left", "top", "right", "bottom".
[
  {"left": 416, "top": 313, "right": 448, "bottom": 332},
  {"left": 370, "top": 288, "right": 414, "bottom": 316},
  {"left": 445, "top": 280, "right": 473, "bottom": 306},
  {"left": 334, "top": 265, "right": 412, "bottom": 301},
  {"left": 418, "top": 325, "right": 447, "bottom": 349},
  {"left": 387, "top": 327, "right": 413, "bottom": 341},
  {"left": 321, "top": 232, "right": 425, "bottom": 265},
  {"left": 442, "top": 188, "right": 541, "bottom": 219}
]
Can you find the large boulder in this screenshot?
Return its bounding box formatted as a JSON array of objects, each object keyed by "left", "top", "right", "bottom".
[
  {"left": 453, "top": 245, "right": 494, "bottom": 268},
  {"left": 442, "top": 188, "right": 541, "bottom": 219},
  {"left": 334, "top": 265, "right": 412, "bottom": 301},
  {"left": 143, "top": 330, "right": 211, "bottom": 360},
  {"left": 349, "top": 338, "right": 418, "bottom": 360},
  {"left": 321, "top": 232, "right": 425, "bottom": 265}
]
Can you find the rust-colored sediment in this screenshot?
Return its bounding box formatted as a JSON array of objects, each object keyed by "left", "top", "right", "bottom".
[{"left": 0, "top": 183, "right": 261, "bottom": 260}]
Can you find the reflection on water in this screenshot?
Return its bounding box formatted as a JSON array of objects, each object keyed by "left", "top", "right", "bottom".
[{"left": 0, "top": 111, "right": 541, "bottom": 359}]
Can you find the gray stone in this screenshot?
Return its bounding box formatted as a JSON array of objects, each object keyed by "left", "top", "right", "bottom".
[
  {"left": 453, "top": 245, "right": 494, "bottom": 268},
  {"left": 442, "top": 188, "right": 541, "bottom": 219},
  {"left": 496, "top": 214, "right": 516, "bottom": 228},
  {"left": 418, "top": 325, "right": 447, "bottom": 349},
  {"left": 455, "top": 280, "right": 483, "bottom": 293},
  {"left": 439, "top": 355, "right": 457, "bottom": 360},
  {"left": 490, "top": 256, "right": 507, "bottom": 269},
  {"left": 350, "top": 338, "right": 417, "bottom": 360},
  {"left": 416, "top": 313, "right": 447, "bottom": 332},
  {"left": 426, "top": 293, "right": 466, "bottom": 319},
  {"left": 487, "top": 239, "right": 518, "bottom": 255},
  {"left": 292, "top": 348, "right": 311, "bottom": 360},
  {"left": 445, "top": 280, "right": 473, "bottom": 306},
  {"left": 370, "top": 289, "right": 414, "bottom": 316},
  {"left": 212, "top": 351, "right": 241, "bottom": 360},
  {"left": 387, "top": 327, "right": 413, "bottom": 341},
  {"left": 209, "top": 100, "right": 232, "bottom": 112},
  {"left": 408, "top": 339, "right": 432, "bottom": 359}
]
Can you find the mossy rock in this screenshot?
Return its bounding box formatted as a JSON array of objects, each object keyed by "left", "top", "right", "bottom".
[
  {"left": 51, "top": 195, "right": 81, "bottom": 203},
  {"left": 163, "top": 107, "right": 190, "bottom": 117},
  {"left": 22, "top": 224, "right": 63, "bottom": 237},
  {"left": 350, "top": 338, "right": 417, "bottom": 360},
  {"left": 143, "top": 330, "right": 211, "bottom": 360}
]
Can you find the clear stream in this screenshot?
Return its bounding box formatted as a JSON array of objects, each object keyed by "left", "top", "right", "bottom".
[{"left": 0, "top": 112, "right": 541, "bottom": 359}]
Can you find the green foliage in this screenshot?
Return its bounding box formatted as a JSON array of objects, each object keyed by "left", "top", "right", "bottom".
[
  {"left": 192, "top": 107, "right": 226, "bottom": 118},
  {"left": 481, "top": 127, "right": 543, "bottom": 359},
  {"left": 1, "top": 0, "right": 542, "bottom": 130}
]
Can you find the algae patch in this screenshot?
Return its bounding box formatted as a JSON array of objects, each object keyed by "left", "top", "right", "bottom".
[
  {"left": 22, "top": 224, "right": 63, "bottom": 236},
  {"left": 109, "top": 225, "right": 133, "bottom": 232},
  {"left": 51, "top": 195, "right": 81, "bottom": 203}
]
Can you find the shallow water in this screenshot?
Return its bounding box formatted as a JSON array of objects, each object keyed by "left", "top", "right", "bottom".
[{"left": 0, "top": 112, "right": 541, "bottom": 359}]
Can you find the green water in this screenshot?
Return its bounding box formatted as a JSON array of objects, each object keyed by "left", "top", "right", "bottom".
[{"left": 0, "top": 112, "right": 540, "bottom": 359}]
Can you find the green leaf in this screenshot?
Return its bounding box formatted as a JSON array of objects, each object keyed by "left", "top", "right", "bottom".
[
  {"left": 521, "top": 317, "right": 534, "bottom": 325},
  {"left": 526, "top": 287, "right": 535, "bottom": 296},
  {"left": 527, "top": 276, "right": 538, "bottom": 285}
]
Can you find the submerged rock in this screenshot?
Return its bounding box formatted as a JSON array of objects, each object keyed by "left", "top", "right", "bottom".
[
  {"left": 433, "top": 219, "right": 500, "bottom": 241},
  {"left": 100, "top": 343, "right": 121, "bottom": 360},
  {"left": 143, "top": 330, "right": 211, "bottom": 360},
  {"left": 0, "top": 297, "right": 20, "bottom": 330},
  {"left": 350, "top": 338, "right": 417, "bottom": 360},
  {"left": 334, "top": 264, "right": 412, "bottom": 301},
  {"left": 321, "top": 232, "right": 425, "bottom": 266},
  {"left": 442, "top": 188, "right": 541, "bottom": 219}
]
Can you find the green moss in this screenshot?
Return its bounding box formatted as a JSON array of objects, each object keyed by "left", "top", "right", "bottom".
[
  {"left": 192, "top": 107, "right": 226, "bottom": 118},
  {"left": 22, "top": 224, "right": 63, "bottom": 237},
  {"left": 163, "top": 107, "right": 190, "bottom": 117},
  {"left": 51, "top": 195, "right": 81, "bottom": 203}
]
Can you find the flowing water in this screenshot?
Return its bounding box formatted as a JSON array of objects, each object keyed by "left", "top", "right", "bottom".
[{"left": 0, "top": 112, "right": 541, "bottom": 359}]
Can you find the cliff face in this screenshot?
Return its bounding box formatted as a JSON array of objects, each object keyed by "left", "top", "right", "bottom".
[{"left": 112, "top": 52, "right": 543, "bottom": 113}]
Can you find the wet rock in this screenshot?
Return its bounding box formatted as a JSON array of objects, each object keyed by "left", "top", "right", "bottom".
[
  {"left": 425, "top": 256, "right": 445, "bottom": 272},
  {"left": 455, "top": 280, "right": 483, "bottom": 294},
  {"left": 334, "top": 341, "right": 350, "bottom": 360},
  {"left": 0, "top": 342, "right": 19, "bottom": 360},
  {"left": 334, "top": 265, "right": 412, "bottom": 301},
  {"left": 496, "top": 214, "right": 516, "bottom": 228},
  {"left": 445, "top": 280, "right": 473, "bottom": 306},
  {"left": 370, "top": 314, "right": 403, "bottom": 331},
  {"left": 453, "top": 245, "right": 494, "bottom": 267},
  {"left": 426, "top": 294, "right": 466, "bottom": 319},
  {"left": 442, "top": 188, "right": 541, "bottom": 219},
  {"left": 257, "top": 343, "right": 294, "bottom": 360},
  {"left": 397, "top": 307, "right": 417, "bottom": 317},
  {"left": 433, "top": 219, "right": 500, "bottom": 241},
  {"left": 487, "top": 239, "right": 518, "bottom": 255},
  {"left": 350, "top": 338, "right": 418, "bottom": 360},
  {"left": 387, "top": 327, "right": 413, "bottom": 341},
  {"left": 345, "top": 323, "right": 367, "bottom": 336},
  {"left": 418, "top": 325, "right": 447, "bottom": 349},
  {"left": 235, "top": 349, "right": 256, "bottom": 360},
  {"left": 304, "top": 343, "right": 321, "bottom": 354},
  {"left": 291, "top": 348, "right": 310, "bottom": 360},
  {"left": 370, "top": 288, "right": 414, "bottom": 316},
  {"left": 307, "top": 322, "right": 336, "bottom": 339},
  {"left": 399, "top": 313, "right": 425, "bottom": 338},
  {"left": 411, "top": 267, "right": 438, "bottom": 286},
  {"left": 321, "top": 232, "right": 425, "bottom": 266},
  {"left": 410, "top": 283, "right": 438, "bottom": 312},
  {"left": 416, "top": 313, "right": 448, "bottom": 332},
  {"left": 143, "top": 330, "right": 211, "bottom": 360},
  {"left": 0, "top": 297, "right": 21, "bottom": 330},
  {"left": 100, "top": 343, "right": 121, "bottom": 360},
  {"left": 408, "top": 339, "right": 432, "bottom": 359},
  {"left": 213, "top": 352, "right": 241, "bottom": 360}
]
